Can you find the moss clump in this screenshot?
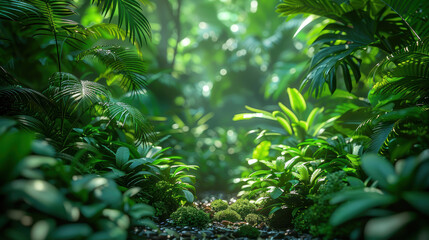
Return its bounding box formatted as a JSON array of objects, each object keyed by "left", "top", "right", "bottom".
[
  {"left": 245, "top": 213, "right": 265, "bottom": 226},
  {"left": 213, "top": 209, "right": 241, "bottom": 222},
  {"left": 235, "top": 225, "right": 260, "bottom": 238},
  {"left": 210, "top": 199, "right": 229, "bottom": 212},
  {"left": 230, "top": 199, "right": 257, "bottom": 219},
  {"left": 170, "top": 206, "right": 210, "bottom": 228},
  {"left": 149, "top": 181, "right": 181, "bottom": 220}
]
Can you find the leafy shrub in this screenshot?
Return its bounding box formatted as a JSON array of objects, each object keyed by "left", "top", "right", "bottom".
[
  {"left": 213, "top": 209, "right": 241, "bottom": 222},
  {"left": 331, "top": 151, "right": 429, "bottom": 240},
  {"left": 149, "top": 180, "right": 181, "bottom": 220},
  {"left": 0, "top": 131, "right": 155, "bottom": 240},
  {"left": 235, "top": 225, "right": 260, "bottom": 238},
  {"left": 230, "top": 199, "right": 257, "bottom": 219},
  {"left": 210, "top": 199, "right": 229, "bottom": 212},
  {"left": 245, "top": 213, "right": 265, "bottom": 226},
  {"left": 170, "top": 206, "right": 210, "bottom": 228},
  {"left": 293, "top": 171, "right": 355, "bottom": 239}
]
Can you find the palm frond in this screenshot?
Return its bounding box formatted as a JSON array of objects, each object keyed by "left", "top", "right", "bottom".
[
  {"left": 49, "top": 72, "right": 111, "bottom": 113},
  {"left": 25, "top": 0, "right": 78, "bottom": 35},
  {"left": 77, "top": 46, "right": 147, "bottom": 92},
  {"left": 371, "top": 40, "right": 429, "bottom": 104},
  {"left": 0, "top": 0, "right": 38, "bottom": 20},
  {"left": 382, "top": 0, "right": 429, "bottom": 39},
  {"left": 0, "top": 85, "right": 53, "bottom": 115},
  {"left": 91, "top": 0, "right": 151, "bottom": 46},
  {"left": 301, "top": 10, "right": 379, "bottom": 96},
  {"left": 102, "top": 100, "right": 154, "bottom": 144},
  {"left": 276, "top": 0, "right": 352, "bottom": 19},
  {"left": 21, "top": 0, "right": 85, "bottom": 51},
  {"left": 0, "top": 66, "right": 19, "bottom": 86}
]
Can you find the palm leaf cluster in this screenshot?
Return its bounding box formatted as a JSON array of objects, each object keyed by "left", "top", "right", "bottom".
[
  {"left": 277, "top": 0, "right": 428, "bottom": 96},
  {"left": 91, "top": 0, "right": 151, "bottom": 45},
  {"left": 78, "top": 46, "right": 147, "bottom": 92}
]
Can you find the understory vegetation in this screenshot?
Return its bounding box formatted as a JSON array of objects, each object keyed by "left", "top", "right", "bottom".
[{"left": 1, "top": 0, "right": 428, "bottom": 239}]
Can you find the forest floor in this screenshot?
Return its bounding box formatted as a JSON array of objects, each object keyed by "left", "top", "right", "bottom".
[{"left": 133, "top": 192, "right": 319, "bottom": 240}]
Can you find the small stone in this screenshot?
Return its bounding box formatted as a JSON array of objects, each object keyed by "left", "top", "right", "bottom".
[{"left": 221, "top": 220, "right": 233, "bottom": 226}]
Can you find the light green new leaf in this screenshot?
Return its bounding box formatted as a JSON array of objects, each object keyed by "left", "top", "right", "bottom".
[
  {"left": 287, "top": 88, "right": 307, "bottom": 113},
  {"left": 278, "top": 102, "right": 299, "bottom": 123},
  {"left": 252, "top": 141, "right": 271, "bottom": 160}
]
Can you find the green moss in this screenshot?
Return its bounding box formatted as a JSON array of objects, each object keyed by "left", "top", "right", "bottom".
[
  {"left": 147, "top": 180, "right": 181, "bottom": 220},
  {"left": 230, "top": 199, "right": 257, "bottom": 219},
  {"left": 235, "top": 225, "right": 260, "bottom": 238},
  {"left": 210, "top": 199, "right": 229, "bottom": 212},
  {"left": 213, "top": 209, "right": 241, "bottom": 222},
  {"left": 245, "top": 213, "right": 265, "bottom": 226},
  {"left": 170, "top": 206, "right": 210, "bottom": 228}
]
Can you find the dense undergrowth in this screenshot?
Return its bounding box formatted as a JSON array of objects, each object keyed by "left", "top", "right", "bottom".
[{"left": 1, "top": 0, "right": 429, "bottom": 239}]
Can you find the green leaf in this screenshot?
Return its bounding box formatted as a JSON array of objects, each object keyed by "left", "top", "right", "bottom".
[
  {"left": 51, "top": 224, "right": 93, "bottom": 239},
  {"left": 270, "top": 187, "right": 283, "bottom": 199},
  {"left": 91, "top": 0, "right": 151, "bottom": 46},
  {"left": 365, "top": 212, "right": 416, "bottom": 240},
  {"left": 330, "top": 194, "right": 397, "bottom": 226},
  {"left": 129, "top": 203, "right": 155, "bottom": 219},
  {"left": 233, "top": 112, "right": 275, "bottom": 121},
  {"left": 116, "top": 147, "right": 130, "bottom": 167},
  {"left": 361, "top": 153, "right": 397, "bottom": 190},
  {"left": 275, "top": 157, "right": 286, "bottom": 172},
  {"left": 403, "top": 192, "right": 429, "bottom": 215},
  {"left": 252, "top": 141, "right": 271, "bottom": 160},
  {"left": 287, "top": 88, "right": 306, "bottom": 113},
  {"left": 81, "top": 203, "right": 107, "bottom": 218},
  {"left": 278, "top": 102, "right": 299, "bottom": 123},
  {"left": 275, "top": 116, "right": 293, "bottom": 135},
  {"left": 182, "top": 189, "right": 195, "bottom": 203},
  {"left": 8, "top": 179, "right": 79, "bottom": 221},
  {"left": 103, "top": 209, "right": 130, "bottom": 230}
]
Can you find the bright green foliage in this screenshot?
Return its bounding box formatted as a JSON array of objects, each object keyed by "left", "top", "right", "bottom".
[
  {"left": 245, "top": 213, "right": 265, "bottom": 226},
  {"left": 0, "top": 130, "right": 155, "bottom": 240},
  {"left": 233, "top": 88, "right": 336, "bottom": 141},
  {"left": 170, "top": 206, "right": 210, "bottom": 228},
  {"left": 230, "top": 199, "right": 257, "bottom": 219},
  {"left": 330, "top": 151, "right": 429, "bottom": 239},
  {"left": 213, "top": 209, "right": 242, "bottom": 222},
  {"left": 235, "top": 225, "right": 260, "bottom": 238},
  {"left": 210, "top": 199, "right": 229, "bottom": 212}
]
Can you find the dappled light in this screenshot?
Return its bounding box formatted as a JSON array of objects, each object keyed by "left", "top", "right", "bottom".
[{"left": 1, "top": 0, "right": 429, "bottom": 239}]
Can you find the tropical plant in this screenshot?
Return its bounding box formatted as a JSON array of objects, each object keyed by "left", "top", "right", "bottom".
[
  {"left": 276, "top": 0, "right": 429, "bottom": 96},
  {"left": 0, "top": 129, "right": 155, "bottom": 240},
  {"left": 330, "top": 150, "right": 429, "bottom": 239},
  {"left": 234, "top": 88, "right": 338, "bottom": 142}
]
